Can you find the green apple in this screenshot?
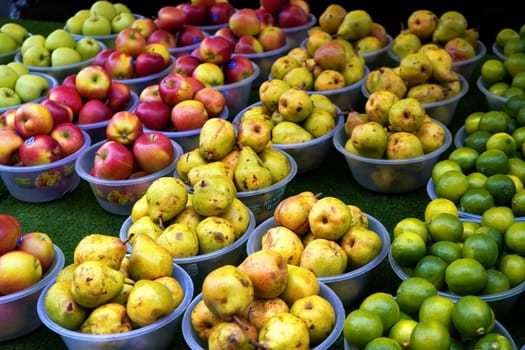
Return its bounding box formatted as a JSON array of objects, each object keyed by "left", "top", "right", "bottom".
[
  {"left": 111, "top": 12, "right": 135, "bottom": 33},
  {"left": 0, "top": 65, "right": 20, "bottom": 90},
  {"left": 113, "top": 2, "right": 132, "bottom": 14},
  {"left": 65, "top": 15, "right": 87, "bottom": 35},
  {"left": 51, "top": 47, "right": 82, "bottom": 67},
  {"left": 21, "top": 34, "right": 46, "bottom": 55},
  {"left": 0, "top": 33, "right": 17, "bottom": 54},
  {"left": 75, "top": 37, "right": 102, "bottom": 61},
  {"left": 7, "top": 62, "right": 29, "bottom": 77},
  {"left": 14, "top": 73, "right": 50, "bottom": 102},
  {"left": 82, "top": 15, "right": 112, "bottom": 36},
  {"left": 75, "top": 9, "right": 91, "bottom": 18},
  {"left": 0, "top": 23, "right": 29, "bottom": 46},
  {"left": 45, "top": 29, "right": 76, "bottom": 51},
  {"left": 90, "top": 0, "right": 118, "bottom": 22},
  {"left": 22, "top": 45, "right": 51, "bottom": 67},
  {"left": 0, "top": 87, "right": 21, "bottom": 108}
]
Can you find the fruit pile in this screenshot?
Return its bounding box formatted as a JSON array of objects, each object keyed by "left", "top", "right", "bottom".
[
  {"left": 493, "top": 25, "right": 525, "bottom": 58},
  {"left": 0, "top": 22, "right": 30, "bottom": 55},
  {"left": 479, "top": 55, "right": 525, "bottom": 100},
  {"left": 0, "top": 63, "right": 52, "bottom": 108}
]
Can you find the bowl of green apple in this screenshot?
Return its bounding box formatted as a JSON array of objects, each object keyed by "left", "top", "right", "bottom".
[{"left": 0, "top": 22, "right": 31, "bottom": 65}]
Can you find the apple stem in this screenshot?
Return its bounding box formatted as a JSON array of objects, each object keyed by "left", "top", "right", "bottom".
[{"left": 315, "top": 192, "right": 323, "bottom": 198}]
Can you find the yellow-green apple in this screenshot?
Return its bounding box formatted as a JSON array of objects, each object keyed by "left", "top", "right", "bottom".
[
  {"left": 199, "top": 35, "right": 234, "bottom": 66},
  {"left": 228, "top": 8, "right": 261, "bottom": 37},
  {"left": 47, "top": 85, "right": 83, "bottom": 116},
  {"left": 130, "top": 17, "right": 158, "bottom": 39},
  {"left": 17, "top": 231, "right": 55, "bottom": 272},
  {"left": 193, "top": 87, "right": 226, "bottom": 117},
  {"left": 77, "top": 98, "right": 113, "bottom": 124},
  {"left": 115, "top": 27, "right": 147, "bottom": 58},
  {"left": 94, "top": 140, "right": 135, "bottom": 180},
  {"left": 106, "top": 111, "right": 143, "bottom": 146},
  {"left": 20, "top": 34, "right": 45, "bottom": 56},
  {"left": 111, "top": 11, "right": 136, "bottom": 33},
  {"left": 135, "top": 100, "right": 172, "bottom": 130},
  {"left": 135, "top": 52, "right": 166, "bottom": 77},
  {"left": 146, "top": 29, "right": 176, "bottom": 50},
  {"left": 14, "top": 102, "right": 54, "bottom": 137},
  {"left": 214, "top": 27, "right": 237, "bottom": 44},
  {"left": 177, "top": 25, "right": 206, "bottom": 47},
  {"left": 258, "top": 25, "right": 286, "bottom": 51},
  {"left": 92, "top": 48, "right": 115, "bottom": 67},
  {"left": 170, "top": 99, "right": 209, "bottom": 131},
  {"left": 90, "top": 0, "right": 118, "bottom": 22},
  {"left": 15, "top": 73, "right": 50, "bottom": 103},
  {"left": 19, "top": 134, "right": 62, "bottom": 166},
  {"left": 0, "top": 109, "right": 16, "bottom": 130},
  {"left": 0, "top": 250, "right": 42, "bottom": 294},
  {"left": 255, "top": 8, "right": 276, "bottom": 27},
  {"left": 132, "top": 131, "right": 174, "bottom": 173},
  {"left": 192, "top": 62, "right": 224, "bottom": 86},
  {"left": 65, "top": 14, "right": 86, "bottom": 35},
  {"left": 0, "top": 22, "right": 29, "bottom": 46},
  {"left": 0, "top": 64, "right": 19, "bottom": 90},
  {"left": 139, "top": 83, "right": 162, "bottom": 103},
  {"left": 156, "top": 6, "right": 187, "bottom": 32},
  {"left": 0, "top": 32, "right": 17, "bottom": 54},
  {"left": 75, "top": 37, "right": 103, "bottom": 61},
  {"left": 144, "top": 43, "right": 171, "bottom": 66},
  {"left": 173, "top": 55, "right": 201, "bottom": 76},
  {"left": 45, "top": 29, "right": 75, "bottom": 51},
  {"left": 0, "top": 87, "right": 21, "bottom": 107},
  {"left": 51, "top": 47, "right": 82, "bottom": 67},
  {"left": 234, "top": 35, "right": 264, "bottom": 54},
  {"left": 82, "top": 14, "right": 112, "bottom": 36},
  {"left": 0, "top": 128, "right": 23, "bottom": 165},
  {"left": 158, "top": 73, "right": 194, "bottom": 106},
  {"left": 176, "top": 3, "right": 207, "bottom": 26},
  {"left": 6, "top": 61, "right": 29, "bottom": 77},
  {"left": 223, "top": 55, "right": 254, "bottom": 84},
  {"left": 41, "top": 98, "right": 74, "bottom": 125},
  {"left": 186, "top": 76, "right": 206, "bottom": 94},
  {"left": 75, "top": 65, "right": 111, "bottom": 100},
  {"left": 260, "top": 0, "right": 290, "bottom": 16},
  {"left": 50, "top": 122, "right": 86, "bottom": 157},
  {"left": 208, "top": 2, "right": 236, "bottom": 25},
  {"left": 106, "top": 81, "right": 132, "bottom": 112},
  {"left": 104, "top": 50, "right": 135, "bottom": 79},
  {"left": 0, "top": 214, "right": 22, "bottom": 255},
  {"left": 113, "top": 2, "right": 132, "bottom": 14},
  {"left": 277, "top": 4, "right": 309, "bottom": 27},
  {"left": 21, "top": 45, "right": 51, "bottom": 67}
]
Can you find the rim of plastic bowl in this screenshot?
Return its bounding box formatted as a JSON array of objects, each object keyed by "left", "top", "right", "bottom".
[
  {"left": 492, "top": 42, "right": 507, "bottom": 60},
  {"left": 233, "top": 38, "right": 291, "bottom": 60},
  {"left": 454, "top": 125, "right": 467, "bottom": 148},
  {"left": 281, "top": 14, "right": 316, "bottom": 33},
  {"left": 75, "top": 138, "right": 182, "bottom": 186},
  {"left": 214, "top": 60, "right": 260, "bottom": 90},
  {"left": 0, "top": 47, "right": 20, "bottom": 60},
  {"left": 0, "top": 72, "right": 59, "bottom": 114},
  {"left": 113, "top": 55, "right": 175, "bottom": 85},
  {"left": 332, "top": 119, "right": 453, "bottom": 165},
  {"left": 476, "top": 75, "right": 508, "bottom": 104},
  {"left": 67, "top": 14, "right": 145, "bottom": 40},
  {"left": 0, "top": 129, "right": 91, "bottom": 173},
  {"left": 168, "top": 31, "right": 210, "bottom": 56},
  {"left": 0, "top": 244, "right": 64, "bottom": 303}
]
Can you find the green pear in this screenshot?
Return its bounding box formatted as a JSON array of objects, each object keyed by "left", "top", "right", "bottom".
[
  {"left": 342, "top": 54, "right": 366, "bottom": 85},
  {"left": 176, "top": 148, "right": 208, "bottom": 183},
  {"left": 190, "top": 299, "right": 222, "bottom": 340},
  {"left": 309, "top": 93, "right": 338, "bottom": 117},
  {"left": 350, "top": 121, "right": 388, "bottom": 158},
  {"left": 261, "top": 227, "right": 305, "bottom": 266},
  {"left": 432, "top": 10, "right": 468, "bottom": 43},
  {"left": 236, "top": 116, "right": 273, "bottom": 153},
  {"left": 344, "top": 110, "right": 368, "bottom": 136},
  {"left": 319, "top": 4, "right": 348, "bottom": 34},
  {"left": 44, "top": 281, "right": 88, "bottom": 330},
  {"left": 444, "top": 37, "right": 476, "bottom": 61},
  {"left": 313, "top": 69, "right": 346, "bottom": 91},
  {"left": 199, "top": 118, "right": 236, "bottom": 161},
  {"left": 126, "top": 279, "right": 175, "bottom": 327},
  {"left": 192, "top": 174, "right": 237, "bottom": 216},
  {"left": 195, "top": 216, "right": 236, "bottom": 254},
  {"left": 156, "top": 222, "right": 199, "bottom": 258},
  {"left": 365, "top": 90, "right": 400, "bottom": 126},
  {"left": 421, "top": 46, "right": 460, "bottom": 83},
  {"left": 279, "top": 264, "right": 320, "bottom": 305},
  {"left": 258, "top": 312, "right": 310, "bottom": 349},
  {"left": 302, "top": 107, "right": 337, "bottom": 138},
  {"left": 126, "top": 215, "right": 164, "bottom": 245},
  {"left": 80, "top": 303, "right": 132, "bottom": 334},
  {"left": 127, "top": 233, "right": 173, "bottom": 281},
  {"left": 355, "top": 36, "right": 383, "bottom": 55},
  {"left": 259, "top": 78, "right": 292, "bottom": 112},
  {"left": 271, "top": 121, "right": 314, "bottom": 144},
  {"left": 73, "top": 233, "right": 127, "bottom": 270},
  {"left": 305, "top": 30, "right": 333, "bottom": 57},
  {"left": 270, "top": 55, "right": 302, "bottom": 80},
  {"left": 415, "top": 120, "right": 447, "bottom": 153},
  {"left": 336, "top": 9, "right": 373, "bottom": 42},
  {"left": 407, "top": 10, "right": 439, "bottom": 40},
  {"left": 146, "top": 176, "right": 188, "bottom": 228},
  {"left": 300, "top": 238, "right": 348, "bottom": 276},
  {"left": 234, "top": 146, "right": 273, "bottom": 191},
  {"left": 282, "top": 66, "right": 314, "bottom": 90},
  {"left": 391, "top": 32, "right": 422, "bottom": 59},
  {"left": 399, "top": 52, "right": 434, "bottom": 86},
  {"left": 365, "top": 67, "right": 407, "bottom": 99},
  {"left": 55, "top": 263, "right": 76, "bottom": 283},
  {"left": 385, "top": 132, "right": 425, "bottom": 159},
  {"left": 187, "top": 161, "right": 234, "bottom": 187},
  {"left": 340, "top": 226, "right": 383, "bottom": 269},
  {"left": 219, "top": 198, "right": 252, "bottom": 239},
  {"left": 258, "top": 147, "right": 292, "bottom": 184},
  {"left": 308, "top": 196, "right": 352, "bottom": 241},
  {"left": 274, "top": 191, "right": 319, "bottom": 235},
  {"left": 388, "top": 97, "right": 426, "bottom": 132},
  {"left": 406, "top": 83, "right": 446, "bottom": 103},
  {"left": 208, "top": 320, "right": 258, "bottom": 349},
  {"left": 313, "top": 40, "right": 348, "bottom": 71},
  {"left": 171, "top": 205, "right": 203, "bottom": 233}
]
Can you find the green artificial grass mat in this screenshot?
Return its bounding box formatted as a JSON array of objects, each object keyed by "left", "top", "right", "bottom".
[{"left": 1, "top": 17, "right": 524, "bottom": 350}]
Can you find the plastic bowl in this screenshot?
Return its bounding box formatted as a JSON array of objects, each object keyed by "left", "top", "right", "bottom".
[
  {"left": 75, "top": 138, "right": 183, "bottom": 216},
  {"left": 281, "top": 14, "right": 317, "bottom": 49},
  {"left": 119, "top": 207, "right": 256, "bottom": 292},
  {"left": 14, "top": 40, "right": 107, "bottom": 83},
  {"left": 234, "top": 102, "right": 344, "bottom": 174},
  {"left": 492, "top": 42, "right": 507, "bottom": 60},
  {"left": 477, "top": 75, "right": 508, "bottom": 111},
  {"left": 182, "top": 281, "right": 345, "bottom": 350},
  {"left": 0, "top": 244, "right": 64, "bottom": 341},
  {"left": 76, "top": 89, "right": 139, "bottom": 144},
  {"left": 361, "top": 72, "right": 469, "bottom": 126},
  {"left": 143, "top": 106, "right": 229, "bottom": 153},
  {"left": 0, "top": 130, "right": 91, "bottom": 202},
  {"left": 333, "top": 121, "right": 453, "bottom": 194},
  {"left": 0, "top": 72, "right": 59, "bottom": 114},
  {"left": 246, "top": 213, "right": 390, "bottom": 309},
  {"left": 36, "top": 261, "right": 194, "bottom": 350},
  {"left": 168, "top": 31, "right": 209, "bottom": 59},
  {"left": 113, "top": 55, "right": 175, "bottom": 94},
  {"left": 0, "top": 47, "right": 20, "bottom": 64}
]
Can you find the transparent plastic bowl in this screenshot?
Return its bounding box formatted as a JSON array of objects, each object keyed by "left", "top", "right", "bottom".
[
  {"left": 114, "top": 55, "right": 175, "bottom": 94},
  {"left": 246, "top": 213, "right": 390, "bottom": 309},
  {"left": 36, "top": 261, "right": 194, "bottom": 350},
  {"left": 477, "top": 75, "right": 508, "bottom": 111},
  {"left": 333, "top": 121, "right": 453, "bottom": 194},
  {"left": 182, "top": 281, "right": 345, "bottom": 350},
  {"left": 0, "top": 244, "right": 64, "bottom": 341},
  {"left": 234, "top": 102, "right": 344, "bottom": 174},
  {"left": 76, "top": 89, "right": 139, "bottom": 144},
  {"left": 0, "top": 47, "right": 20, "bottom": 64},
  {"left": 119, "top": 207, "right": 256, "bottom": 292},
  {"left": 14, "top": 40, "right": 107, "bottom": 83},
  {"left": 361, "top": 72, "right": 469, "bottom": 126},
  {"left": 281, "top": 14, "right": 316, "bottom": 49},
  {"left": 75, "top": 138, "right": 183, "bottom": 216},
  {"left": 492, "top": 42, "right": 507, "bottom": 61},
  {"left": 0, "top": 72, "right": 59, "bottom": 114},
  {"left": 0, "top": 130, "right": 91, "bottom": 202}
]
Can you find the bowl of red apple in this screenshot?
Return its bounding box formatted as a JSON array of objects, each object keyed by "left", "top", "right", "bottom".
[{"left": 0, "top": 103, "right": 92, "bottom": 202}]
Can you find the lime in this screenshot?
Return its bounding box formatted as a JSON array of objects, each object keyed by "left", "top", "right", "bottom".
[
  {"left": 418, "top": 294, "right": 455, "bottom": 333},
  {"left": 393, "top": 217, "right": 428, "bottom": 242},
  {"left": 504, "top": 221, "right": 525, "bottom": 255},
  {"left": 504, "top": 52, "right": 525, "bottom": 78},
  {"left": 448, "top": 147, "right": 479, "bottom": 173},
  {"left": 473, "top": 332, "right": 514, "bottom": 350},
  {"left": 464, "top": 130, "right": 491, "bottom": 153},
  {"left": 427, "top": 212, "right": 464, "bottom": 242},
  {"left": 451, "top": 295, "right": 495, "bottom": 339},
  {"left": 485, "top": 132, "right": 517, "bottom": 157},
  {"left": 482, "top": 268, "right": 511, "bottom": 295},
  {"left": 461, "top": 233, "right": 499, "bottom": 268},
  {"left": 424, "top": 198, "right": 458, "bottom": 223},
  {"left": 390, "top": 232, "right": 427, "bottom": 268},
  {"left": 495, "top": 28, "right": 520, "bottom": 49},
  {"left": 434, "top": 170, "right": 469, "bottom": 203},
  {"left": 480, "top": 58, "right": 508, "bottom": 84},
  {"left": 511, "top": 188, "right": 525, "bottom": 216},
  {"left": 516, "top": 107, "right": 525, "bottom": 126},
  {"left": 477, "top": 110, "right": 510, "bottom": 134},
  {"left": 481, "top": 206, "right": 515, "bottom": 233},
  {"left": 466, "top": 171, "right": 488, "bottom": 188},
  {"left": 489, "top": 82, "right": 511, "bottom": 96},
  {"left": 360, "top": 292, "right": 401, "bottom": 331},
  {"left": 396, "top": 277, "right": 437, "bottom": 316},
  {"left": 413, "top": 255, "right": 448, "bottom": 289},
  {"left": 343, "top": 309, "right": 384, "bottom": 349},
  {"left": 475, "top": 149, "right": 510, "bottom": 176},
  {"left": 502, "top": 87, "right": 525, "bottom": 99},
  {"left": 462, "top": 220, "right": 481, "bottom": 240},
  {"left": 388, "top": 319, "right": 418, "bottom": 350},
  {"left": 364, "top": 336, "right": 403, "bottom": 350},
  {"left": 474, "top": 225, "right": 505, "bottom": 254},
  {"left": 459, "top": 188, "right": 495, "bottom": 215},
  {"left": 431, "top": 159, "right": 463, "bottom": 184},
  {"left": 484, "top": 173, "right": 517, "bottom": 205},
  {"left": 504, "top": 37, "right": 525, "bottom": 57},
  {"left": 445, "top": 257, "right": 488, "bottom": 295},
  {"left": 503, "top": 93, "right": 525, "bottom": 118},
  {"left": 429, "top": 240, "right": 463, "bottom": 264},
  {"left": 507, "top": 157, "right": 525, "bottom": 180},
  {"left": 511, "top": 71, "right": 525, "bottom": 90},
  {"left": 464, "top": 111, "right": 484, "bottom": 134},
  {"left": 410, "top": 319, "right": 451, "bottom": 350},
  {"left": 498, "top": 253, "right": 525, "bottom": 287}
]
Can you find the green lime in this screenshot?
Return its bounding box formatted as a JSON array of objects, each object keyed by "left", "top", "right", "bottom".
[
  {"left": 482, "top": 268, "right": 511, "bottom": 295},
  {"left": 445, "top": 257, "right": 488, "bottom": 295},
  {"left": 504, "top": 93, "right": 525, "bottom": 117},
  {"left": 459, "top": 188, "right": 495, "bottom": 215},
  {"left": 480, "top": 58, "right": 508, "bottom": 84},
  {"left": 474, "top": 225, "right": 505, "bottom": 254},
  {"left": 431, "top": 159, "right": 463, "bottom": 184},
  {"left": 413, "top": 255, "right": 448, "bottom": 289},
  {"left": 464, "top": 111, "right": 484, "bottom": 134},
  {"left": 481, "top": 206, "right": 515, "bottom": 233},
  {"left": 507, "top": 157, "right": 525, "bottom": 179},
  {"left": 466, "top": 171, "right": 488, "bottom": 188},
  {"left": 427, "top": 212, "right": 464, "bottom": 242},
  {"left": 504, "top": 52, "right": 525, "bottom": 78},
  {"left": 504, "top": 221, "right": 525, "bottom": 256},
  {"left": 418, "top": 294, "right": 455, "bottom": 333},
  {"left": 388, "top": 319, "right": 418, "bottom": 350},
  {"left": 451, "top": 295, "right": 495, "bottom": 339},
  {"left": 473, "top": 332, "right": 514, "bottom": 350},
  {"left": 489, "top": 82, "right": 511, "bottom": 96},
  {"left": 477, "top": 110, "right": 510, "bottom": 134},
  {"left": 511, "top": 188, "right": 525, "bottom": 216},
  {"left": 360, "top": 292, "right": 401, "bottom": 331},
  {"left": 464, "top": 130, "right": 491, "bottom": 154},
  {"left": 343, "top": 309, "right": 384, "bottom": 349},
  {"left": 502, "top": 87, "right": 525, "bottom": 99},
  {"left": 396, "top": 277, "right": 438, "bottom": 316},
  {"left": 429, "top": 240, "right": 463, "bottom": 264},
  {"left": 484, "top": 173, "right": 517, "bottom": 205},
  {"left": 393, "top": 217, "right": 428, "bottom": 242},
  {"left": 475, "top": 149, "right": 510, "bottom": 176},
  {"left": 485, "top": 132, "right": 517, "bottom": 157},
  {"left": 364, "top": 336, "right": 403, "bottom": 350},
  {"left": 434, "top": 170, "right": 469, "bottom": 204},
  {"left": 448, "top": 147, "right": 479, "bottom": 173},
  {"left": 498, "top": 253, "right": 525, "bottom": 287},
  {"left": 410, "top": 319, "right": 451, "bottom": 350},
  {"left": 516, "top": 107, "right": 525, "bottom": 126},
  {"left": 391, "top": 232, "right": 427, "bottom": 268},
  {"left": 461, "top": 233, "right": 499, "bottom": 268},
  {"left": 462, "top": 220, "right": 481, "bottom": 240}
]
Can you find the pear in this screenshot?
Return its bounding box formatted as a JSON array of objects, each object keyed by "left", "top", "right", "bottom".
[
  {"left": 220, "top": 197, "right": 252, "bottom": 239},
  {"left": 56, "top": 263, "right": 76, "bottom": 283},
  {"left": 192, "top": 174, "right": 237, "bottom": 216},
  {"left": 350, "top": 121, "right": 388, "bottom": 159},
  {"left": 126, "top": 215, "right": 164, "bottom": 245},
  {"left": 432, "top": 10, "right": 468, "bottom": 43},
  {"left": 234, "top": 146, "right": 273, "bottom": 192},
  {"left": 44, "top": 281, "right": 88, "bottom": 330},
  {"left": 313, "top": 69, "right": 346, "bottom": 91},
  {"left": 191, "top": 299, "right": 222, "bottom": 341},
  {"left": 277, "top": 88, "right": 313, "bottom": 123},
  {"left": 442, "top": 79, "right": 462, "bottom": 99},
  {"left": 291, "top": 294, "right": 337, "bottom": 345},
  {"left": 127, "top": 233, "right": 173, "bottom": 281},
  {"left": 344, "top": 110, "right": 368, "bottom": 136},
  {"left": 416, "top": 120, "right": 446, "bottom": 153},
  {"left": 319, "top": 4, "right": 347, "bottom": 34},
  {"left": 195, "top": 216, "right": 236, "bottom": 254},
  {"left": 274, "top": 191, "right": 319, "bottom": 235},
  {"left": 340, "top": 226, "right": 382, "bottom": 269},
  {"left": 156, "top": 222, "right": 199, "bottom": 258},
  {"left": 130, "top": 194, "right": 148, "bottom": 223},
  {"left": 313, "top": 40, "right": 348, "bottom": 71},
  {"left": 305, "top": 30, "right": 333, "bottom": 57},
  {"left": 365, "top": 90, "right": 400, "bottom": 126},
  {"left": 391, "top": 32, "right": 422, "bottom": 59},
  {"left": 369, "top": 22, "right": 389, "bottom": 48},
  {"left": 287, "top": 47, "right": 309, "bottom": 65},
  {"left": 282, "top": 66, "right": 314, "bottom": 90},
  {"left": 187, "top": 161, "right": 234, "bottom": 187},
  {"left": 70, "top": 260, "right": 125, "bottom": 309},
  {"left": 271, "top": 121, "right": 314, "bottom": 144},
  {"left": 219, "top": 147, "right": 241, "bottom": 171},
  {"left": 73, "top": 233, "right": 127, "bottom": 270},
  {"left": 310, "top": 93, "right": 338, "bottom": 117},
  {"left": 388, "top": 97, "right": 426, "bottom": 132},
  {"left": 201, "top": 264, "right": 254, "bottom": 321},
  {"left": 199, "top": 118, "right": 236, "bottom": 161},
  {"left": 155, "top": 275, "right": 185, "bottom": 308},
  {"left": 261, "top": 226, "right": 305, "bottom": 265},
  {"left": 109, "top": 282, "right": 133, "bottom": 305},
  {"left": 336, "top": 9, "right": 373, "bottom": 42},
  {"left": 171, "top": 205, "right": 203, "bottom": 233},
  {"left": 421, "top": 46, "right": 459, "bottom": 83},
  {"left": 406, "top": 83, "right": 446, "bottom": 103},
  {"left": 280, "top": 264, "right": 320, "bottom": 306},
  {"left": 176, "top": 148, "right": 208, "bottom": 183},
  {"left": 300, "top": 238, "right": 348, "bottom": 276},
  {"left": 308, "top": 196, "right": 352, "bottom": 241},
  {"left": 444, "top": 37, "right": 476, "bottom": 61},
  {"left": 270, "top": 55, "right": 301, "bottom": 80},
  {"left": 245, "top": 297, "right": 290, "bottom": 331},
  {"left": 236, "top": 117, "right": 273, "bottom": 153},
  {"left": 259, "top": 78, "right": 292, "bottom": 112},
  {"left": 365, "top": 67, "right": 407, "bottom": 99},
  {"left": 146, "top": 177, "right": 188, "bottom": 228},
  {"left": 347, "top": 204, "right": 369, "bottom": 228},
  {"left": 126, "top": 279, "right": 175, "bottom": 327},
  {"left": 399, "top": 52, "right": 434, "bottom": 86},
  {"left": 238, "top": 249, "right": 288, "bottom": 299},
  {"left": 385, "top": 132, "right": 425, "bottom": 159},
  {"left": 80, "top": 303, "right": 132, "bottom": 334},
  {"left": 257, "top": 147, "right": 291, "bottom": 184},
  {"left": 355, "top": 36, "right": 383, "bottom": 55},
  {"left": 258, "top": 312, "right": 310, "bottom": 349},
  {"left": 207, "top": 319, "right": 258, "bottom": 350},
  {"left": 407, "top": 9, "right": 439, "bottom": 40}
]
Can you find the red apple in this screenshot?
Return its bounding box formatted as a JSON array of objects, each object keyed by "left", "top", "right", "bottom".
[
  {"left": 213, "top": 27, "right": 237, "bottom": 44},
  {"left": 260, "top": 0, "right": 290, "bottom": 16},
  {"left": 18, "top": 134, "right": 62, "bottom": 166},
  {"left": 77, "top": 99, "right": 113, "bottom": 124},
  {"left": 0, "top": 109, "right": 16, "bottom": 130},
  {"left": 14, "top": 102, "right": 54, "bottom": 138},
  {"left": 115, "top": 27, "right": 147, "bottom": 58},
  {"left": 223, "top": 55, "right": 255, "bottom": 84},
  {"left": 61, "top": 74, "right": 78, "bottom": 91},
  {"left": 208, "top": 2, "right": 236, "bottom": 25},
  {"left": 139, "top": 84, "right": 163, "bottom": 103},
  {"left": 135, "top": 52, "right": 166, "bottom": 77},
  {"left": 104, "top": 50, "right": 135, "bottom": 80},
  {"left": 234, "top": 35, "right": 264, "bottom": 54},
  {"left": 156, "top": 6, "right": 187, "bottom": 32},
  {"left": 191, "top": 0, "right": 215, "bottom": 7},
  {"left": 41, "top": 98, "right": 74, "bottom": 125},
  {"left": 171, "top": 99, "right": 208, "bottom": 131},
  {"left": 106, "top": 81, "right": 132, "bottom": 112},
  {"left": 190, "top": 46, "right": 202, "bottom": 60},
  {"left": 255, "top": 7, "right": 276, "bottom": 27},
  {"left": 130, "top": 17, "right": 158, "bottom": 39},
  {"left": 277, "top": 4, "right": 309, "bottom": 27},
  {"left": 258, "top": 25, "right": 286, "bottom": 51},
  {"left": 290, "top": 0, "right": 311, "bottom": 16},
  {"left": 47, "top": 85, "right": 83, "bottom": 116},
  {"left": 146, "top": 28, "right": 177, "bottom": 49},
  {"left": 0, "top": 214, "right": 22, "bottom": 255},
  {"left": 92, "top": 48, "right": 116, "bottom": 68},
  {"left": 176, "top": 3, "right": 207, "bottom": 26},
  {"left": 199, "top": 35, "right": 234, "bottom": 65},
  {"left": 172, "top": 54, "right": 201, "bottom": 76},
  {"left": 158, "top": 73, "right": 194, "bottom": 106},
  {"left": 16, "top": 231, "right": 55, "bottom": 273},
  {"left": 186, "top": 76, "right": 206, "bottom": 94},
  {"left": 94, "top": 140, "right": 135, "bottom": 180},
  {"left": 177, "top": 25, "right": 206, "bottom": 47},
  {"left": 50, "top": 122, "right": 85, "bottom": 157},
  {"left": 135, "top": 100, "right": 172, "bottom": 130},
  {"left": 144, "top": 43, "right": 172, "bottom": 66},
  {"left": 75, "top": 65, "right": 112, "bottom": 100},
  {"left": 193, "top": 87, "right": 226, "bottom": 117},
  {"left": 132, "top": 131, "right": 174, "bottom": 173},
  {"left": 106, "top": 111, "right": 143, "bottom": 146},
  {"left": 228, "top": 8, "right": 261, "bottom": 37},
  {"left": 192, "top": 61, "right": 224, "bottom": 86},
  {"left": 0, "top": 128, "right": 23, "bottom": 165}
]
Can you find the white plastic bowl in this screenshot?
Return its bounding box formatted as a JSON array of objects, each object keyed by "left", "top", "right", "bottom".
[
  {"left": 477, "top": 75, "right": 508, "bottom": 111},
  {"left": 0, "top": 72, "right": 59, "bottom": 114},
  {"left": 492, "top": 42, "right": 507, "bottom": 60}
]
